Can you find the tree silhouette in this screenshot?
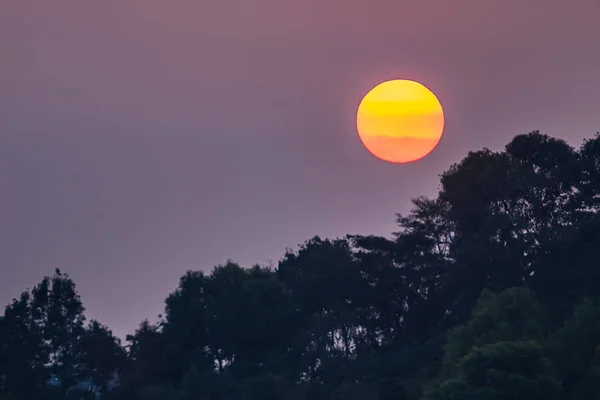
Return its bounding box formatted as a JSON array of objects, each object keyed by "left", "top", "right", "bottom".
[{"left": 3, "top": 130, "right": 600, "bottom": 399}]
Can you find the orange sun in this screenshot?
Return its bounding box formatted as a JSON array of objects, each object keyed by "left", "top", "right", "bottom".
[{"left": 356, "top": 79, "right": 445, "bottom": 163}]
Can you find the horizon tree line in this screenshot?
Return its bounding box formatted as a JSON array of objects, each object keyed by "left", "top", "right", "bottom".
[{"left": 2, "top": 130, "right": 600, "bottom": 399}]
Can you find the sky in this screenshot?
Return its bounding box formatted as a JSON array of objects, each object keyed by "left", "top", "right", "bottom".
[{"left": 1, "top": 0, "right": 599, "bottom": 339}]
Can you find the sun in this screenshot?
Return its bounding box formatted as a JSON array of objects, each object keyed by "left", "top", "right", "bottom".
[{"left": 356, "top": 79, "right": 445, "bottom": 163}]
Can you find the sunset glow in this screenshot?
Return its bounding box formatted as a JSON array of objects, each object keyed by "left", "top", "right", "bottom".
[{"left": 356, "top": 80, "right": 445, "bottom": 163}]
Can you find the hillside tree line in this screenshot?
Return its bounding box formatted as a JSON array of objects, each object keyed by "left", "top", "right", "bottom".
[{"left": 2, "top": 131, "right": 600, "bottom": 399}]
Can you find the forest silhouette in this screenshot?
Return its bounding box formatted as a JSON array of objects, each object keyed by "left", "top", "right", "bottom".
[{"left": 2, "top": 131, "right": 600, "bottom": 400}]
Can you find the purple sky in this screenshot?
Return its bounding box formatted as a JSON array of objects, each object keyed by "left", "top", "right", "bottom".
[{"left": 1, "top": 0, "right": 599, "bottom": 339}]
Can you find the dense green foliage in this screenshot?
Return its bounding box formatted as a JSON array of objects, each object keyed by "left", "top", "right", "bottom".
[{"left": 2, "top": 131, "right": 600, "bottom": 399}]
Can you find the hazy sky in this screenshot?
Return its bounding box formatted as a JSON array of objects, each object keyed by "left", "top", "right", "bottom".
[{"left": 1, "top": 0, "right": 599, "bottom": 339}]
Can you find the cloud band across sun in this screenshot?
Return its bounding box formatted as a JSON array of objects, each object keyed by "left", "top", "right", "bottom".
[{"left": 356, "top": 80, "right": 445, "bottom": 163}]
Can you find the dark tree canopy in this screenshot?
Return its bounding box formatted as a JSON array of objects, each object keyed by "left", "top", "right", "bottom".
[{"left": 2, "top": 131, "right": 600, "bottom": 400}]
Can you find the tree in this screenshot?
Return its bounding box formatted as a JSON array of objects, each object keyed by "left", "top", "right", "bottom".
[
  {"left": 532, "top": 215, "right": 600, "bottom": 325},
  {"left": 161, "top": 270, "right": 212, "bottom": 384},
  {"left": 31, "top": 269, "right": 87, "bottom": 394},
  {"left": 578, "top": 132, "right": 600, "bottom": 214},
  {"left": 426, "top": 288, "right": 559, "bottom": 400},
  {"left": 547, "top": 298, "right": 600, "bottom": 399},
  {"left": 426, "top": 340, "right": 560, "bottom": 400},
  {"left": 438, "top": 132, "right": 580, "bottom": 323},
  {"left": 0, "top": 270, "right": 88, "bottom": 399},
  {"left": 0, "top": 292, "right": 48, "bottom": 399},
  {"left": 79, "top": 320, "right": 126, "bottom": 392},
  {"left": 120, "top": 319, "right": 168, "bottom": 397},
  {"left": 277, "top": 237, "right": 364, "bottom": 379}
]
